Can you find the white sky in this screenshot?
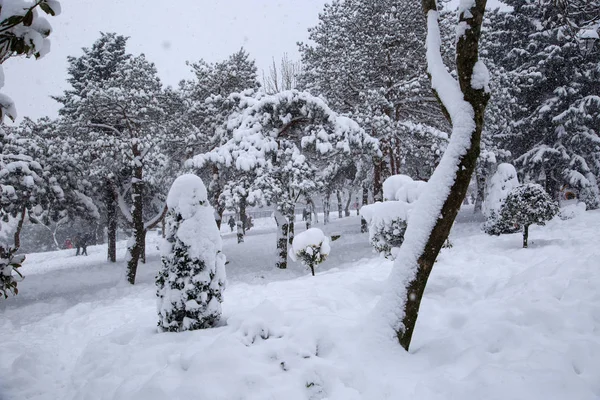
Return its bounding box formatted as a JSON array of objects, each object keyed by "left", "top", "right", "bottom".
[{"left": 3, "top": 0, "right": 507, "bottom": 123}]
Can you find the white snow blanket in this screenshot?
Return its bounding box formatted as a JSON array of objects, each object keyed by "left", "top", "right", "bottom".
[{"left": 1, "top": 211, "right": 599, "bottom": 399}]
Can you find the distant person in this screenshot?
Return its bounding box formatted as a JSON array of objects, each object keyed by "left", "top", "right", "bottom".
[
  {"left": 63, "top": 239, "right": 73, "bottom": 249},
  {"left": 80, "top": 233, "right": 89, "bottom": 256},
  {"left": 74, "top": 233, "right": 81, "bottom": 256},
  {"left": 228, "top": 216, "right": 236, "bottom": 232}
]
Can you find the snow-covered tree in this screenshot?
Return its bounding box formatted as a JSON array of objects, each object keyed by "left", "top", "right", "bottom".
[
  {"left": 482, "top": 163, "right": 520, "bottom": 235},
  {"left": 497, "top": 183, "right": 559, "bottom": 248},
  {"left": 191, "top": 89, "right": 379, "bottom": 270},
  {"left": 59, "top": 41, "right": 173, "bottom": 283},
  {"left": 485, "top": 1, "right": 600, "bottom": 207},
  {"left": 289, "top": 227, "right": 330, "bottom": 276},
  {"left": 182, "top": 49, "right": 261, "bottom": 227},
  {"left": 299, "top": 0, "right": 451, "bottom": 198},
  {"left": 156, "top": 174, "right": 226, "bottom": 332},
  {"left": 54, "top": 32, "right": 132, "bottom": 262},
  {"left": 8, "top": 118, "right": 99, "bottom": 249},
  {"left": 0, "top": 0, "right": 60, "bottom": 120},
  {"left": 373, "top": 0, "right": 490, "bottom": 350}
]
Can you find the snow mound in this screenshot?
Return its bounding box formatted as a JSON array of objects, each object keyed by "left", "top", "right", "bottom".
[{"left": 560, "top": 201, "right": 587, "bottom": 220}]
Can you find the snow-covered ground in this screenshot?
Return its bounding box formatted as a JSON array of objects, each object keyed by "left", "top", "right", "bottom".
[{"left": 1, "top": 208, "right": 599, "bottom": 399}]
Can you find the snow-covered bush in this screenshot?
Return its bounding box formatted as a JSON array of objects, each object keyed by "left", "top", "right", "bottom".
[
  {"left": 382, "top": 174, "right": 426, "bottom": 203},
  {"left": 559, "top": 202, "right": 587, "bottom": 220},
  {"left": 289, "top": 228, "right": 330, "bottom": 276},
  {"left": 156, "top": 174, "right": 226, "bottom": 332},
  {"left": 360, "top": 201, "right": 412, "bottom": 259},
  {"left": 483, "top": 163, "right": 520, "bottom": 235},
  {"left": 497, "top": 183, "right": 559, "bottom": 248}
]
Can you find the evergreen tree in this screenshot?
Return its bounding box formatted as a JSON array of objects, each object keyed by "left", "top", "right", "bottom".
[
  {"left": 486, "top": 1, "right": 600, "bottom": 207},
  {"left": 156, "top": 174, "right": 226, "bottom": 332},
  {"left": 498, "top": 183, "right": 559, "bottom": 248},
  {"left": 59, "top": 41, "right": 174, "bottom": 283},
  {"left": 54, "top": 33, "right": 132, "bottom": 262},
  {"left": 299, "top": 0, "right": 452, "bottom": 198}
]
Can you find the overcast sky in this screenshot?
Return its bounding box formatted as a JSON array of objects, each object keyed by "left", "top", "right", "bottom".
[{"left": 3, "top": 0, "right": 506, "bottom": 124}]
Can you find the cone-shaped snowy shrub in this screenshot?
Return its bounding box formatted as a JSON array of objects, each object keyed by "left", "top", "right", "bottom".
[
  {"left": 289, "top": 228, "right": 330, "bottom": 276},
  {"left": 498, "top": 183, "right": 559, "bottom": 248},
  {"left": 156, "top": 174, "right": 226, "bottom": 332}
]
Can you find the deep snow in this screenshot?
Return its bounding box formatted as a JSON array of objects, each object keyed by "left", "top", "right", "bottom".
[{"left": 1, "top": 208, "right": 599, "bottom": 399}]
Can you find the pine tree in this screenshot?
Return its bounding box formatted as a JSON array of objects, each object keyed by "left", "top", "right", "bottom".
[
  {"left": 156, "top": 174, "right": 226, "bottom": 332},
  {"left": 59, "top": 43, "right": 174, "bottom": 283},
  {"left": 487, "top": 1, "right": 600, "bottom": 207},
  {"left": 54, "top": 33, "right": 132, "bottom": 262},
  {"left": 299, "top": 0, "right": 452, "bottom": 198},
  {"left": 498, "top": 183, "right": 559, "bottom": 248}
]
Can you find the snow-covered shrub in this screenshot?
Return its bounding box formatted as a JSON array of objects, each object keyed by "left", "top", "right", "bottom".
[
  {"left": 483, "top": 163, "right": 520, "bottom": 235},
  {"left": 382, "top": 174, "right": 426, "bottom": 203},
  {"left": 559, "top": 202, "right": 587, "bottom": 220},
  {"left": 156, "top": 174, "right": 226, "bottom": 332},
  {"left": 497, "top": 183, "right": 559, "bottom": 248},
  {"left": 360, "top": 201, "right": 412, "bottom": 259},
  {"left": 289, "top": 228, "right": 330, "bottom": 276}
]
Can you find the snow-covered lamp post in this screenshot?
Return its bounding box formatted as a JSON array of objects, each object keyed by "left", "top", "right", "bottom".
[
  {"left": 289, "top": 228, "right": 330, "bottom": 276},
  {"left": 156, "top": 174, "right": 226, "bottom": 332}
]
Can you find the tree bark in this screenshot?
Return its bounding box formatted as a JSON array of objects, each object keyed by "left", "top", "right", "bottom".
[
  {"left": 336, "top": 190, "right": 343, "bottom": 218},
  {"left": 105, "top": 179, "right": 117, "bottom": 263},
  {"left": 361, "top": 184, "right": 368, "bottom": 232},
  {"left": 126, "top": 161, "right": 145, "bottom": 284},
  {"left": 523, "top": 224, "right": 529, "bottom": 248},
  {"left": 323, "top": 192, "right": 330, "bottom": 225},
  {"left": 274, "top": 209, "right": 289, "bottom": 269},
  {"left": 474, "top": 168, "right": 485, "bottom": 213},
  {"left": 288, "top": 216, "right": 295, "bottom": 245},
  {"left": 344, "top": 190, "right": 352, "bottom": 217},
  {"left": 373, "top": 159, "right": 383, "bottom": 202},
  {"left": 391, "top": 0, "right": 490, "bottom": 351},
  {"left": 239, "top": 195, "right": 247, "bottom": 234}
]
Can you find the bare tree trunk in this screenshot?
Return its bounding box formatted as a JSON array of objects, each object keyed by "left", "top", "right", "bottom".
[
  {"left": 274, "top": 209, "right": 289, "bottom": 269},
  {"left": 309, "top": 198, "right": 318, "bottom": 223},
  {"left": 126, "top": 163, "right": 145, "bottom": 284},
  {"left": 382, "top": 0, "right": 490, "bottom": 351},
  {"left": 523, "top": 225, "right": 529, "bottom": 248},
  {"left": 336, "top": 190, "right": 343, "bottom": 218},
  {"left": 323, "top": 192, "right": 331, "bottom": 225},
  {"left": 105, "top": 179, "right": 117, "bottom": 263},
  {"left": 373, "top": 160, "right": 383, "bottom": 202},
  {"left": 361, "top": 184, "right": 369, "bottom": 232},
  {"left": 344, "top": 190, "right": 352, "bottom": 217},
  {"left": 474, "top": 168, "right": 485, "bottom": 213},
  {"left": 288, "top": 212, "right": 295, "bottom": 245},
  {"left": 239, "top": 195, "right": 248, "bottom": 234}
]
